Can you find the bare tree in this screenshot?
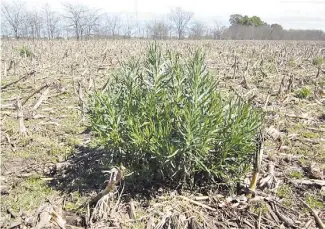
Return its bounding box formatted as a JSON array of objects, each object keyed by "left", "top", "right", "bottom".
[
  {"left": 1, "top": 17, "right": 11, "bottom": 38},
  {"left": 169, "top": 7, "right": 193, "bottom": 39},
  {"left": 42, "top": 3, "right": 60, "bottom": 39},
  {"left": 23, "top": 10, "right": 43, "bottom": 39},
  {"left": 123, "top": 14, "right": 135, "bottom": 38},
  {"left": 147, "top": 19, "right": 170, "bottom": 39},
  {"left": 84, "top": 9, "right": 101, "bottom": 38},
  {"left": 211, "top": 21, "right": 226, "bottom": 40},
  {"left": 135, "top": 21, "right": 146, "bottom": 38},
  {"left": 104, "top": 14, "right": 122, "bottom": 37},
  {"left": 1, "top": 0, "right": 26, "bottom": 39},
  {"left": 62, "top": 2, "right": 89, "bottom": 40},
  {"left": 189, "top": 20, "right": 206, "bottom": 39}
]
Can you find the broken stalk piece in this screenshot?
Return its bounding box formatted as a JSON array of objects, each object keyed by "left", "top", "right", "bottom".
[{"left": 249, "top": 131, "right": 264, "bottom": 194}]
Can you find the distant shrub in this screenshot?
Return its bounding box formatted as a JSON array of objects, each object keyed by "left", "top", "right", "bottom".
[
  {"left": 18, "top": 47, "right": 34, "bottom": 58},
  {"left": 312, "top": 56, "right": 323, "bottom": 67},
  {"left": 295, "top": 87, "right": 312, "bottom": 99},
  {"left": 88, "top": 43, "right": 263, "bottom": 187},
  {"left": 288, "top": 57, "right": 295, "bottom": 67}
]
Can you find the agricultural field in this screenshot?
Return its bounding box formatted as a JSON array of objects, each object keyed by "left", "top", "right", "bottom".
[{"left": 1, "top": 39, "right": 325, "bottom": 229}]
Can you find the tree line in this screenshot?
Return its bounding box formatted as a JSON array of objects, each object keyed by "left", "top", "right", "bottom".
[{"left": 1, "top": 0, "right": 325, "bottom": 41}]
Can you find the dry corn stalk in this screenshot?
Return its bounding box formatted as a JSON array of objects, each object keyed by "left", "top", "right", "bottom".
[
  {"left": 249, "top": 131, "right": 264, "bottom": 193},
  {"left": 32, "top": 87, "right": 50, "bottom": 110},
  {"left": 78, "top": 81, "right": 86, "bottom": 122},
  {"left": 15, "top": 97, "right": 27, "bottom": 137},
  {"left": 86, "top": 164, "right": 126, "bottom": 208}
]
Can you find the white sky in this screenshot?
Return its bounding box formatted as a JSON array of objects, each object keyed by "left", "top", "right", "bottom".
[{"left": 20, "top": 0, "right": 325, "bottom": 30}]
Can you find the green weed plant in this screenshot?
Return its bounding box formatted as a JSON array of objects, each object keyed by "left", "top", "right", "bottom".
[{"left": 88, "top": 43, "right": 263, "bottom": 187}]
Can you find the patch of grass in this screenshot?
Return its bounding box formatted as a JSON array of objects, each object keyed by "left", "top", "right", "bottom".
[
  {"left": 64, "top": 136, "right": 82, "bottom": 147},
  {"left": 48, "top": 144, "right": 74, "bottom": 160},
  {"left": 63, "top": 191, "right": 85, "bottom": 212},
  {"left": 88, "top": 137, "right": 103, "bottom": 148},
  {"left": 310, "top": 144, "right": 325, "bottom": 160},
  {"left": 279, "top": 135, "right": 292, "bottom": 148},
  {"left": 305, "top": 193, "right": 323, "bottom": 209},
  {"left": 18, "top": 46, "right": 34, "bottom": 58},
  {"left": 268, "top": 64, "right": 277, "bottom": 73},
  {"left": 64, "top": 202, "right": 79, "bottom": 211},
  {"left": 282, "top": 198, "right": 293, "bottom": 208},
  {"left": 12, "top": 150, "right": 31, "bottom": 159},
  {"left": 295, "top": 87, "right": 312, "bottom": 99},
  {"left": 317, "top": 145, "right": 325, "bottom": 160},
  {"left": 302, "top": 131, "right": 319, "bottom": 139},
  {"left": 2, "top": 176, "right": 56, "bottom": 212},
  {"left": 321, "top": 189, "right": 325, "bottom": 197},
  {"left": 292, "top": 143, "right": 324, "bottom": 160},
  {"left": 2, "top": 119, "right": 20, "bottom": 136},
  {"left": 298, "top": 157, "right": 307, "bottom": 166},
  {"left": 289, "top": 122, "right": 304, "bottom": 132},
  {"left": 277, "top": 184, "right": 292, "bottom": 198},
  {"left": 312, "top": 56, "right": 324, "bottom": 67},
  {"left": 288, "top": 57, "right": 295, "bottom": 67},
  {"left": 11, "top": 134, "right": 76, "bottom": 162},
  {"left": 18, "top": 136, "right": 34, "bottom": 147},
  {"left": 276, "top": 184, "right": 293, "bottom": 207},
  {"left": 288, "top": 170, "right": 303, "bottom": 179},
  {"left": 60, "top": 112, "right": 85, "bottom": 134},
  {"left": 123, "top": 220, "right": 146, "bottom": 229},
  {"left": 293, "top": 146, "right": 308, "bottom": 155},
  {"left": 250, "top": 201, "right": 268, "bottom": 215}
]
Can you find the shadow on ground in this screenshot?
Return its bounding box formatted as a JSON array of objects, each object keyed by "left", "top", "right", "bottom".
[
  {"left": 49, "top": 144, "right": 164, "bottom": 199},
  {"left": 48, "top": 135, "right": 238, "bottom": 200},
  {"left": 49, "top": 145, "right": 110, "bottom": 195}
]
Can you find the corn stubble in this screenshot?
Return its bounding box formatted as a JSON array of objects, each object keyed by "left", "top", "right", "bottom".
[{"left": 88, "top": 43, "right": 263, "bottom": 187}]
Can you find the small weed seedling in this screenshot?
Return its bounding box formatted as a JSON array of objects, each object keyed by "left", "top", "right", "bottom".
[
  {"left": 276, "top": 184, "right": 293, "bottom": 207},
  {"left": 18, "top": 46, "right": 34, "bottom": 58},
  {"left": 295, "top": 87, "right": 311, "bottom": 99},
  {"left": 288, "top": 170, "right": 303, "bottom": 179},
  {"left": 312, "top": 56, "right": 324, "bottom": 67}
]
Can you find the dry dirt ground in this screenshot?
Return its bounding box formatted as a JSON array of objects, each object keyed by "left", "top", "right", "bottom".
[{"left": 1, "top": 40, "right": 325, "bottom": 229}]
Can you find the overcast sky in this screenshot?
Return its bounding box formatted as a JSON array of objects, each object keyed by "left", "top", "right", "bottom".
[{"left": 22, "top": 0, "right": 325, "bottom": 30}]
